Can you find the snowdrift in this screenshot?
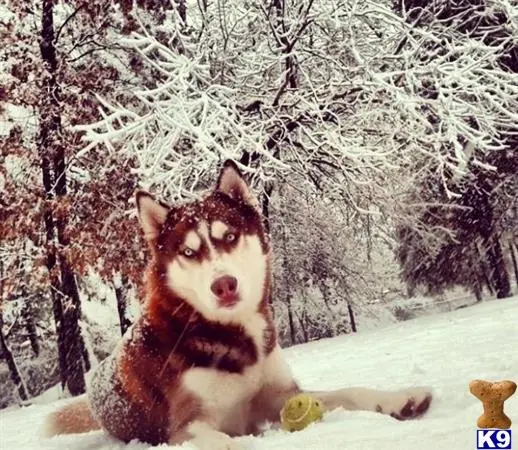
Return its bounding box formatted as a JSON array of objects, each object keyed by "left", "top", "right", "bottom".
[{"left": 1, "top": 297, "right": 517, "bottom": 450}]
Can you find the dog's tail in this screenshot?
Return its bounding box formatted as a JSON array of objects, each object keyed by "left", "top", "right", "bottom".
[{"left": 41, "top": 394, "right": 101, "bottom": 438}]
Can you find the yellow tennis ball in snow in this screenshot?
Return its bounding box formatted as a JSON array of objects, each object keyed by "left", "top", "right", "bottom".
[{"left": 280, "top": 394, "right": 324, "bottom": 432}]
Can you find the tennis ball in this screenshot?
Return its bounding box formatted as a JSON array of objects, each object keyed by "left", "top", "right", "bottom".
[{"left": 280, "top": 393, "right": 324, "bottom": 432}]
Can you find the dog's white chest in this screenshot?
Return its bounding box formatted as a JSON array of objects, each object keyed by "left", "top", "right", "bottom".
[
  {"left": 181, "top": 314, "right": 268, "bottom": 434},
  {"left": 183, "top": 363, "right": 263, "bottom": 409},
  {"left": 182, "top": 362, "right": 264, "bottom": 433}
]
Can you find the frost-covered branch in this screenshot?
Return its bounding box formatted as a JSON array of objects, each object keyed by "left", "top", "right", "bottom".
[{"left": 73, "top": 0, "right": 517, "bottom": 221}]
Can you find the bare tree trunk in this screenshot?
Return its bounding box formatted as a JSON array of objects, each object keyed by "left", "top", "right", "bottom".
[
  {"left": 365, "top": 213, "right": 372, "bottom": 263},
  {"left": 286, "top": 292, "right": 296, "bottom": 345},
  {"left": 485, "top": 236, "right": 511, "bottom": 299},
  {"left": 481, "top": 264, "right": 495, "bottom": 296},
  {"left": 0, "top": 262, "right": 28, "bottom": 402},
  {"left": 509, "top": 239, "right": 518, "bottom": 287},
  {"left": 271, "top": 0, "right": 301, "bottom": 107},
  {"left": 39, "top": 0, "right": 86, "bottom": 396},
  {"left": 297, "top": 310, "right": 309, "bottom": 343},
  {"left": 278, "top": 191, "right": 297, "bottom": 345},
  {"left": 261, "top": 182, "right": 273, "bottom": 236},
  {"left": 473, "top": 282, "right": 483, "bottom": 302},
  {"left": 114, "top": 275, "right": 132, "bottom": 336},
  {"left": 21, "top": 298, "right": 40, "bottom": 357},
  {"left": 0, "top": 317, "right": 28, "bottom": 402},
  {"left": 60, "top": 258, "right": 90, "bottom": 374},
  {"left": 50, "top": 290, "right": 68, "bottom": 389},
  {"left": 476, "top": 244, "right": 495, "bottom": 296},
  {"left": 347, "top": 303, "right": 357, "bottom": 333}
]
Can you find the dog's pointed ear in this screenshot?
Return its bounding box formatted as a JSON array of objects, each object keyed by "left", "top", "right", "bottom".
[
  {"left": 216, "top": 160, "right": 258, "bottom": 208},
  {"left": 136, "top": 190, "right": 169, "bottom": 241}
]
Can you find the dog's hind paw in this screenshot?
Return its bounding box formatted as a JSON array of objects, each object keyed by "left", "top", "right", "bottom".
[{"left": 379, "top": 387, "right": 433, "bottom": 420}]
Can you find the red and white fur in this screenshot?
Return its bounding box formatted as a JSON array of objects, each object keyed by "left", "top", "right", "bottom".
[{"left": 43, "top": 160, "right": 432, "bottom": 449}]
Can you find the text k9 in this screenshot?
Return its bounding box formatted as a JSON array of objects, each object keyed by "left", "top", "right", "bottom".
[{"left": 477, "top": 429, "right": 512, "bottom": 449}]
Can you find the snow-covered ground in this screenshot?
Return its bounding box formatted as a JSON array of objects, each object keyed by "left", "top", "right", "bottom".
[{"left": 1, "top": 297, "right": 517, "bottom": 450}]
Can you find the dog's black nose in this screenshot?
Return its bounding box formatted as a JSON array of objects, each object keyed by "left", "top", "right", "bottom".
[{"left": 211, "top": 276, "right": 239, "bottom": 306}]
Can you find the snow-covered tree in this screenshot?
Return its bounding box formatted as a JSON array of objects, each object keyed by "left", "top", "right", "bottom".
[
  {"left": 393, "top": 0, "right": 517, "bottom": 298},
  {"left": 76, "top": 0, "right": 517, "bottom": 304}
]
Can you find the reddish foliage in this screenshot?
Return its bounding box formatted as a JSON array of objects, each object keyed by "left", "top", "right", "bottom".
[{"left": 0, "top": 0, "right": 175, "bottom": 304}]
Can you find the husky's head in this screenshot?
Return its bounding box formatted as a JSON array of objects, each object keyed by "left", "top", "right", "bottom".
[{"left": 137, "top": 160, "right": 270, "bottom": 322}]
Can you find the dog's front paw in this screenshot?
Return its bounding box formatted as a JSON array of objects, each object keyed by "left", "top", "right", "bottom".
[{"left": 380, "top": 387, "right": 432, "bottom": 420}]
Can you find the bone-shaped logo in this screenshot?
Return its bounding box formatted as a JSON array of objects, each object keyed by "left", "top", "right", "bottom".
[{"left": 470, "top": 379, "right": 517, "bottom": 429}]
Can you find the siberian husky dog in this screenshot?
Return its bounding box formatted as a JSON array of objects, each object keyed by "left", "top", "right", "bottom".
[{"left": 43, "top": 160, "right": 432, "bottom": 448}]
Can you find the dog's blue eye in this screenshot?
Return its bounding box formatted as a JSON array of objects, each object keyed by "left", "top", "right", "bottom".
[
  {"left": 225, "top": 233, "right": 236, "bottom": 243},
  {"left": 182, "top": 248, "right": 195, "bottom": 257}
]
